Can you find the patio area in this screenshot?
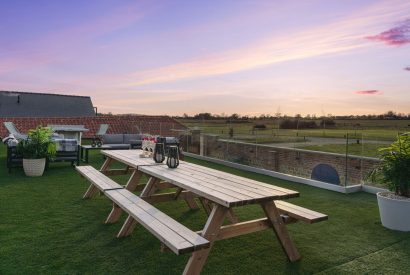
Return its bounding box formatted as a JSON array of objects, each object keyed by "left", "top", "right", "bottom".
[{"left": 1, "top": 144, "right": 409, "bottom": 274}]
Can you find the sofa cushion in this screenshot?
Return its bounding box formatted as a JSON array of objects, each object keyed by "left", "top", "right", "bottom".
[
  {"left": 107, "top": 144, "right": 130, "bottom": 149},
  {"left": 123, "top": 134, "right": 143, "bottom": 144},
  {"left": 102, "top": 134, "right": 124, "bottom": 144}
]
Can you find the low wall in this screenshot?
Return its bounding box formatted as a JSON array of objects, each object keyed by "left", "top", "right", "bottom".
[{"left": 181, "top": 132, "right": 380, "bottom": 186}]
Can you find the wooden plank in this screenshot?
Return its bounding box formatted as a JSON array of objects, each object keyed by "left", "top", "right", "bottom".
[
  {"left": 101, "top": 150, "right": 164, "bottom": 169},
  {"left": 117, "top": 189, "right": 209, "bottom": 249},
  {"left": 139, "top": 165, "right": 241, "bottom": 207},
  {"left": 275, "top": 201, "right": 328, "bottom": 223},
  {"left": 140, "top": 165, "right": 295, "bottom": 207},
  {"left": 143, "top": 191, "right": 198, "bottom": 204},
  {"left": 175, "top": 166, "right": 266, "bottom": 200},
  {"left": 181, "top": 162, "right": 299, "bottom": 198},
  {"left": 261, "top": 201, "right": 301, "bottom": 262},
  {"left": 105, "top": 190, "right": 208, "bottom": 254},
  {"left": 197, "top": 218, "right": 271, "bottom": 240},
  {"left": 124, "top": 203, "right": 194, "bottom": 254},
  {"left": 176, "top": 166, "right": 298, "bottom": 211},
  {"left": 183, "top": 205, "right": 228, "bottom": 275},
  {"left": 101, "top": 168, "right": 134, "bottom": 176},
  {"left": 76, "top": 166, "right": 123, "bottom": 191}
]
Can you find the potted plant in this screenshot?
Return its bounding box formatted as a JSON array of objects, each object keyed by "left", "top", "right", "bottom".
[
  {"left": 16, "top": 126, "right": 56, "bottom": 177},
  {"left": 368, "top": 132, "right": 410, "bottom": 231}
]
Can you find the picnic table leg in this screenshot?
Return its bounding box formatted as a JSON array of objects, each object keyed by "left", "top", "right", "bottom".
[
  {"left": 82, "top": 157, "right": 114, "bottom": 199},
  {"left": 184, "top": 193, "right": 199, "bottom": 210},
  {"left": 82, "top": 184, "right": 99, "bottom": 199},
  {"left": 199, "top": 198, "right": 212, "bottom": 216},
  {"left": 140, "top": 177, "right": 160, "bottom": 198},
  {"left": 175, "top": 187, "right": 199, "bottom": 210},
  {"left": 226, "top": 209, "right": 239, "bottom": 223},
  {"left": 117, "top": 215, "right": 138, "bottom": 237},
  {"left": 183, "top": 204, "right": 228, "bottom": 275},
  {"left": 261, "top": 201, "right": 301, "bottom": 262},
  {"left": 100, "top": 157, "right": 114, "bottom": 172},
  {"left": 125, "top": 170, "right": 143, "bottom": 191},
  {"left": 105, "top": 203, "right": 122, "bottom": 224},
  {"left": 106, "top": 171, "right": 145, "bottom": 224}
]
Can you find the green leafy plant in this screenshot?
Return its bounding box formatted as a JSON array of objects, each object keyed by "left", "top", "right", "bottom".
[
  {"left": 368, "top": 132, "right": 410, "bottom": 197},
  {"left": 16, "top": 126, "right": 57, "bottom": 159}
]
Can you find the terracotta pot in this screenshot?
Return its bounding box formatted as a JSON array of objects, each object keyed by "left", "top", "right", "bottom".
[
  {"left": 377, "top": 192, "right": 410, "bottom": 232},
  {"left": 23, "top": 158, "right": 46, "bottom": 177}
]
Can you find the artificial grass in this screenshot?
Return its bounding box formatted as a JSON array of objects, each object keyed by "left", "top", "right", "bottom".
[{"left": 1, "top": 144, "right": 409, "bottom": 274}]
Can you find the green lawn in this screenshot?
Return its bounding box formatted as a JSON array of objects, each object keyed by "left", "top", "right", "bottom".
[{"left": 1, "top": 144, "right": 409, "bottom": 274}]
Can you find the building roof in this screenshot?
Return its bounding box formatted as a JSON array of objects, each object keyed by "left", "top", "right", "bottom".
[{"left": 0, "top": 91, "right": 95, "bottom": 117}]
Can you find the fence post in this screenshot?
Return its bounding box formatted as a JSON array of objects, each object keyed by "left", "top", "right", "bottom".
[{"left": 344, "top": 133, "right": 349, "bottom": 187}]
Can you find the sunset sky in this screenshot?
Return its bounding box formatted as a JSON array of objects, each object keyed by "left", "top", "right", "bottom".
[{"left": 1, "top": 0, "right": 410, "bottom": 116}]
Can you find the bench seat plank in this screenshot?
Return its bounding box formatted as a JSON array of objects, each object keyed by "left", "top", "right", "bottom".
[
  {"left": 76, "top": 166, "right": 123, "bottom": 191},
  {"left": 105, "top": 189, "right": 210, "bottom": 254},
  {"left": 275, "top": 200, "right": 328, "bottom": 223}
]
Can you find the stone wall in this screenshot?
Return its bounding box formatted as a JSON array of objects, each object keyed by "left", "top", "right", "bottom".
[{"left": 182, "top": 132, "right": 380, "bottom": 186}]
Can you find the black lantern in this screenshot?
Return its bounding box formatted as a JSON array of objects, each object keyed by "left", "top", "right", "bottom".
[
  {"left": 166, "top": 146, "right": 179, "bottom": 168},
  {"left": 153, "top": 142, "right": 165, "bottom": 163}
]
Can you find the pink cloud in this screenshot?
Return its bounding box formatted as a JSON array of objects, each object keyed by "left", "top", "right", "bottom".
[
  {"left": 404, "top": 67, "right": 410, "bottom": 71},
  {"left": 366, "top": 19, "right": 410, "bottom": 46},
  {"left": 354, "top": 90, "right": 382, "bottom": 95}
]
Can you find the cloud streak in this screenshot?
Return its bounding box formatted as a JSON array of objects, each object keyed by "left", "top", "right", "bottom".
[
  {"left": 366, "top": 18, "right": 410, "bottom": 46},
  {"left": 354, "top": 90, "right": 382, "bottom": 95},
  {"left": 127, "top": 0, "right": 410, "bottom": 86},
  {"left": 404, "top": 67, "right": 410, "bottom": 71}
]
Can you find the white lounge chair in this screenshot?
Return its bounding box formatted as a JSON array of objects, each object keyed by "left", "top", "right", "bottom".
[{"left": 3, "top": 122, "right": 28, "bottom": 140}]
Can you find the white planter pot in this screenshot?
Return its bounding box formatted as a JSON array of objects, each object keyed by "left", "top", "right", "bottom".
[
  {"left": 377, "top": 192, "right": 410, "bottom": 231},
  {"left": 23, "top": 158, "right": 46, "bottom": 177}
]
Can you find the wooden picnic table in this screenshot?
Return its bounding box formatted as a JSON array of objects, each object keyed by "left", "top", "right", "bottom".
[{"left": 91, "top": 149, "right": 326, "bottom": 274}]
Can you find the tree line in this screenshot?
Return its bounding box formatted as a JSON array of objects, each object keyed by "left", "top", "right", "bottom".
[{"left": 175, "top": 110, "right": 410, "bottom": 120}]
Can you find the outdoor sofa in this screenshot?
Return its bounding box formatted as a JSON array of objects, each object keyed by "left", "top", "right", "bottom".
[{"left": 101, "top": 134, "right": 144, "bottom": 149}]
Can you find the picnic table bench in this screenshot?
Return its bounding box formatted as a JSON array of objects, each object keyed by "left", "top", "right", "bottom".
[
  {"left": 76, "top": 150, "right": 328, "bottom": 274},
  {"left": 76, "top": 165, "right": 210, "bottom": 255}
]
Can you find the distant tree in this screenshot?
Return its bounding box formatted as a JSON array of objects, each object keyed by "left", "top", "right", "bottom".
[
  {"left": 229, "top": 113, "right": 240, "bottom": 120},
  {"left": 193, "top": 112, "right": 213, "bottom": 120}
]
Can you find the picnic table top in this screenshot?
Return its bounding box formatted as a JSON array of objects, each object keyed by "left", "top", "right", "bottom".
[
  {"left": 101, "top": 149, "right": 164, "bottom": 167},
  {"left": 102, "top": 149, "right": 299, "bottom": 207}
]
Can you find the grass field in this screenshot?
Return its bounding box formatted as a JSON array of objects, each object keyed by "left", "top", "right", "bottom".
[
  {"left": 299, "top": 143, "right": 386, "bottom": 158},
  {"left": 1, "top": 144, "right": 410, "bottom": 274},
  {"left": 178, "top": 119, "right": 410, "bottom": 142}
]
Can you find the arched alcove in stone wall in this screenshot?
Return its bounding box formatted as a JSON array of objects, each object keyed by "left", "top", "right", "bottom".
[{"left": 311, "top": 164, "right": 341, "bottom": 185}]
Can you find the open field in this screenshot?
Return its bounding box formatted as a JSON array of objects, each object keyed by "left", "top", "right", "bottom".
[
  {"left": 298, "top": 143, "right": 386, "bottom": 158},
  {"left": 178, "top": 119, "right": 410, "bottom": 142},
  {"left": 1, "top": 145, "right": 410, "bottom": 274},
  {"left": 178, "top": 119, "right": 409, "bottom": 157}
]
